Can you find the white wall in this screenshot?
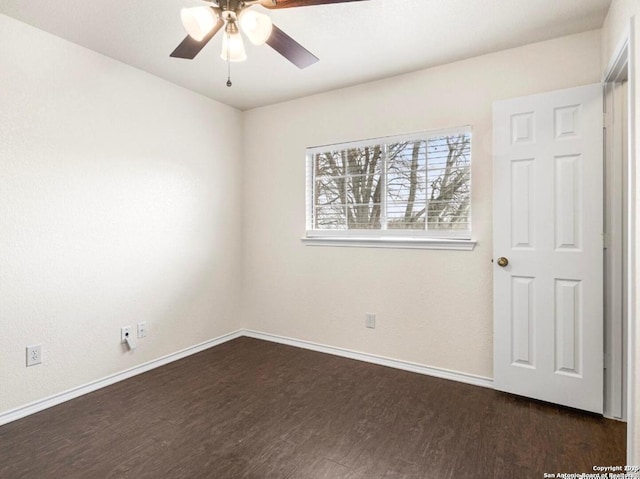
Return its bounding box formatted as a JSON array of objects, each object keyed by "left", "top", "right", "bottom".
[
  {"left": 0, "top": 14, "right": 243, "bottom": 414},
  {"left": 601, "top": 0, "right": 640, "bottom": 464},
  {"left": 241, "top": 30, "right": 602, "bottom": 380}
]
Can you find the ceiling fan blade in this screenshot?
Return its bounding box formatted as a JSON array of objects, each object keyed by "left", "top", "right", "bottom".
[
  {"left": 259, "top": 0, "right": 369, "bottom": 8},
  {"left": 266, "top": 25, "right": 319, "bottom": 69},
  {"left": 170, "top": 16, "right": 224, "bottom": 60}
]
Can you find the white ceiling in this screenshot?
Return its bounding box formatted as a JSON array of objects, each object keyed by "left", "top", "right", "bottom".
[{"left": 0, "top": 0, "right": 610, "bottom": 110}]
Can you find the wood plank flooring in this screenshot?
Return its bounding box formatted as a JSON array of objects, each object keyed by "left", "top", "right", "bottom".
[{"left": 0, "top": 337, "right": 626, "bottom": 478}]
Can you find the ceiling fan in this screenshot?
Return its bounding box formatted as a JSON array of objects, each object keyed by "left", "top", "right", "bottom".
[{"left": 170, "top": 0, "right": 369, "bottom": 85}]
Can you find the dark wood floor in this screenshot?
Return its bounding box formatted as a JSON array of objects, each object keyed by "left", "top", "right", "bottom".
[{"left": 0, "top": 337, "right": 625, "bottom": 478}]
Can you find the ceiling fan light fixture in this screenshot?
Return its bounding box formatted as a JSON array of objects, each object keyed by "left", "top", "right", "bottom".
[
  {"left": 239, "top": 10, "right": 273, "bottom": 46},
  {"left": 180, "top": 6, "right": 217, "bottom": 42},
  {"left": 221, "top": 23, "right": 247, "bottom": 62}
]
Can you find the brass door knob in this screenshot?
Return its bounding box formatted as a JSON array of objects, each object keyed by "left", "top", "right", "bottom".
[{"left": 497, "top": 257, "right": 509, "bottom": 267}]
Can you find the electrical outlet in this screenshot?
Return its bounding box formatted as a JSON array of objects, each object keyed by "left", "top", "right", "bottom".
[
  {"left": 137, "top": 322, "right": 147, "bottom": 339},
  {"left": 365, "top": 313, "right": 376, "bottom": 329},
  {"left": 121, "top": 326, "right": 132, "bottom": 343},
  {"left": 26, "top": 345, "right": 42, "bottom": 367}
]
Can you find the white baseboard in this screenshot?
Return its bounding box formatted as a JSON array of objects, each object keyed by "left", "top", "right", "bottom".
[
  {"left": 0, "top": 330, "right": 244, "bottom": 427},
  {"left": 243, "top": 330, "right": 494, "bottom": 389},
  {"left": 0, "top": 328, "right": 493, "bottom": 427}
]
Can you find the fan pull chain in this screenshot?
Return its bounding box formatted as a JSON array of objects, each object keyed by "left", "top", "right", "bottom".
[
  {"left": 226, "top": 29, "right": 232, "bottom": 87},
  {"left": 225, "top": 0, "right": 232, "bottom": 87}
]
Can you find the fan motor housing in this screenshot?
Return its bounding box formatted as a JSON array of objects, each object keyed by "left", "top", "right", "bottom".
[{"left": 214, "top": 0, "right": 244, "bottom": 12}]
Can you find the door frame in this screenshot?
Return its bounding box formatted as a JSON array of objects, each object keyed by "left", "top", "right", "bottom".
[
  {"left": 602, "top": 17, "right": 636, "bottom": 463},
  {"left": 603, "top": 41, "right": 629, "bottom": 421}
]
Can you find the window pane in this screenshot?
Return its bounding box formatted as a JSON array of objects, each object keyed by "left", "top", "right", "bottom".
[
  {"left": 314, "top": 204, "right": 347, "bottom": 229},
  {"left": 347, "top": 203, "right": 382, "bottom": 229},
  {"left": 313, "top": 146, "right": 382, "bottom": 230},
  {"left": 426, "top": 134, "right": 471, "bottom": 230},
  {"left": 387, "top": 140, "right": 427, "bottom": 230},
  {"left": 313, "top": 151, "right": 347, "bottom": 229},
  {"left": 314, "top": 175, "right": 343, "bottom": 227},
  {"left": 314, "top": 151, "right": 344, "bottom": 178}
]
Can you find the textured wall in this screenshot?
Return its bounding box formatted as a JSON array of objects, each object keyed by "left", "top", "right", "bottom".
[
  {"left": 241, "top": 30, "right": 602, "bottom": 379},
  {"left": 0, "top": 15, "right": 243, "bottom": 414}
]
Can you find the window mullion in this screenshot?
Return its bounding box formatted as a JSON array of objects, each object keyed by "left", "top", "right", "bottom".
[
  {"left": 424, "top": 139, "right": 429, "bottom": 232},
  {"left": 343, "top": 152, "right": 349, "bottom": 229},
  {"left": 308, "top": 153, "right": 314, "bottom": 231},
  {"left": 381, "top": 144, "right": 388, "bottom": 230}
]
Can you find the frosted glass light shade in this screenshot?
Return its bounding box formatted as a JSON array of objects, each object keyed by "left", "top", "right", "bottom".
[
  {"left": 239, "top": 10, "right": 273, "bottom": 45},
  {"left": 221, "top": 31, "right": 247, "bottom": 62},
  {"left": 181, "top": 7, "right": 216, "bottom": 41}
]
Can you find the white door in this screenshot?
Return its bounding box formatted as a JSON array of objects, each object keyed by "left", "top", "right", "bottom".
[{"left": 493, "top": 83, "right": 604, "bottom": 414}]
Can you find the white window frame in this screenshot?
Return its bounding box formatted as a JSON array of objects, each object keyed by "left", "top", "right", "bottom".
[{"left": 303, "top": 126, "right": 476, "bottom": 250}]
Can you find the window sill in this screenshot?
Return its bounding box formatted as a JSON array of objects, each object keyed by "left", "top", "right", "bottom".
[{"left": 300, "top": 236, "right": 477, "bottom": 251}]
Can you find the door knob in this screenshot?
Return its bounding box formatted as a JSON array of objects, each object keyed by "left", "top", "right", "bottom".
[{"left": 497, "top": 257, "right": 509, "bottom": 267}]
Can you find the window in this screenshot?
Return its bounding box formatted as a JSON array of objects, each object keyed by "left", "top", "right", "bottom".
[{"left": 305, "top": 127, "right": 474, "bottom": 249}]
